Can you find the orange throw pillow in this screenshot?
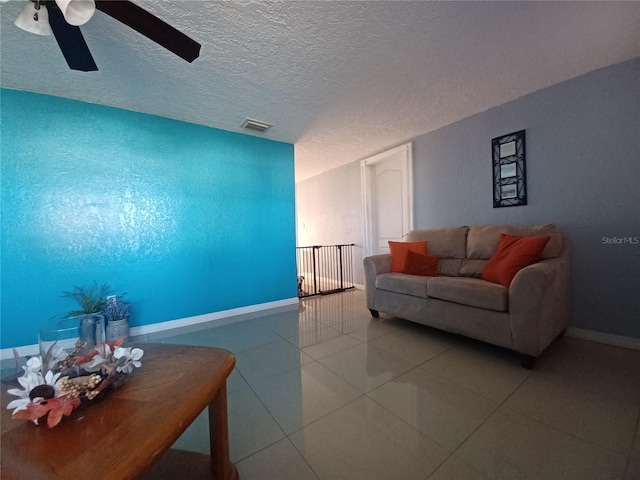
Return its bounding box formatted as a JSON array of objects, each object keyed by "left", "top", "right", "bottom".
[
  {"left": 403, "top": 251, "right": 439, "bottom": 276},
  {"left": 482, "top": 234, "right": 551, "bottom": 287},
  {"left": 388, "top": 240, "right": 427, "bottom": 273}
]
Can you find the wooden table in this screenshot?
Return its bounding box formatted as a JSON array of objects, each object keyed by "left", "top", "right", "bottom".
[{"left": 1, "top": 344, "right": 238, "bottom": 480}]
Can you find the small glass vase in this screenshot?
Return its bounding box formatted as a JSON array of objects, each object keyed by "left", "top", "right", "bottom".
[
  {"left": 39, "top": 314, "right": 105, "bottom": 371},
  {"left": 106, "top": 319, "right": 130, "bottom": 343}
]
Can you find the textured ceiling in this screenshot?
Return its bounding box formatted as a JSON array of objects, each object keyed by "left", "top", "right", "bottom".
[{"left": 1, "top": 1, "right": 638, "bottom": 182}]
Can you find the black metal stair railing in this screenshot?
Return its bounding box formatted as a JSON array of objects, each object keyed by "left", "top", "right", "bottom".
[{"left": 296, "top": 244, "right": 355, "bottom": 298}]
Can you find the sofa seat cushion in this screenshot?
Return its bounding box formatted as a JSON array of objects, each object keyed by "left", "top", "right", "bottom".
[
  {"left": 376, "top": 273, "right": 430, "bottom": 299},
  {"left": 426, "top": 277, "right": 508, "bottom": 312}
]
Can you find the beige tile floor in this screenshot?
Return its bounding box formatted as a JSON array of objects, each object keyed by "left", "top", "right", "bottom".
[{"left": 138, "top": 290, "right": 640, "bottom": 480}]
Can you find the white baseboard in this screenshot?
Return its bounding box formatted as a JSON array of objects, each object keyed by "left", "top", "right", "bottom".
[
  {"left": 130, "top": 297, "right": 299, "bottom": 336},
  {"left": 565, "top": 327, "right": 640, "bottom": 350},
  {"left": 1, "top": 297, "right": 299, "bottom": 361}
]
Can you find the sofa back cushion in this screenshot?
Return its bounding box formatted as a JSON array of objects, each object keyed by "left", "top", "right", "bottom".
[
  {"left": 405, "top": 224, "right": 563, "bottom": 278},
  {"left": 460, "top": 224, "right": 562, "bottom": 277},
  {"left": 468, "top": 224, "right": 560, "bottom": 256},
  {"left": 406, "top": 226, "right": 469, "bottom": 276}
]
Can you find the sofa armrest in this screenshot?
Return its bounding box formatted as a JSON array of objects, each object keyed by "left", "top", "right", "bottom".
[
  {"left": 509, "top": 239, "right": 571, "bottom": 356},
  {"left": 363, "top": 254, "right": 391, "bottom": 309}
]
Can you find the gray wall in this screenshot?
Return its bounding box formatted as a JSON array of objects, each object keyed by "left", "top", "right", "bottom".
[
  {"left": 296, "top": 160, "right": 365, "bottom": 286},
  {"left": 412, "top": 58, "right": 639, "bottom": 338},
  {"left": 297, "top": 58, "right": 639, "bottom": 338}
]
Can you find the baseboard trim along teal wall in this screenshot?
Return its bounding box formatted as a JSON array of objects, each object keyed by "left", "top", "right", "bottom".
[
  {"left": 1, "top": 297, "right": 299, "bottom": 360},
  {"left": 1, "top": 89, "right": 297, "bottom": 350}
]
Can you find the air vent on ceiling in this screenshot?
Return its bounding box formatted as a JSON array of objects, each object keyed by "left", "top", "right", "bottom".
[{"left": 241, "top": 118, "right": 271, "bottom": 132}]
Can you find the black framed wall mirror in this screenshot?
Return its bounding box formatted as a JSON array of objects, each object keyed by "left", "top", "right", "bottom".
[{"left": 492, "top": 130, "right": 527, "bottom": 208}]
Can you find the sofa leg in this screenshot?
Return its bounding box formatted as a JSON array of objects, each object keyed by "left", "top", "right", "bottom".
[
  {"left": 368, "top": 309, "right": 379, "bottom": 318},
  {"left": 521, "top": 355, "right": 536, "bottom": 370}
]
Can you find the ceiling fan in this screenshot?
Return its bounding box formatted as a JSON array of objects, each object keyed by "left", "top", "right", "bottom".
[{"left": 9, "top": 0, "right": 201, "bottom": 71}]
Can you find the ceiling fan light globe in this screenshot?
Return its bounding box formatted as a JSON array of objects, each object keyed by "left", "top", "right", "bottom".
[
  {"left": 55, "top": 0, "right": 95, "bottom": 26},
  {"left": 14, "top": 2, "right": 52, "bottom": 36}
]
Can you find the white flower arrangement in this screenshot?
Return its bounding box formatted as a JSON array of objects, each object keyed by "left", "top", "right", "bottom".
[{"left": 6, "top": 339, "right": 144, "bottom": 428}]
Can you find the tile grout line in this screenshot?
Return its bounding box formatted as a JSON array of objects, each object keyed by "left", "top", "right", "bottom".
[
  {"left": 154, "top": 292, "right": 640, "bottom": 479},
  {"left": 504, "top": 371, "right": 639, "bottom": 458}
]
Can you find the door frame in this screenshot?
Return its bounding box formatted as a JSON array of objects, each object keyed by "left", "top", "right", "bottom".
[{"left": 361, "top": 142, "right": 414, "bottom": 257}]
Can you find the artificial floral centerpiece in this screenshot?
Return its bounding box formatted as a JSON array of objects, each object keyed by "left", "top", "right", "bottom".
[{"left": 6, "top": 339, "right": 143, "bottom": 428}]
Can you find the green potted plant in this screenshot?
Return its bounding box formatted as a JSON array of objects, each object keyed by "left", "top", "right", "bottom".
[
  {"left": 102, "top": 294, "right": 131, "bottom": 342},
  {"left": 63, "top": 282, "right": 112, "bottom": 316},
  {"left": 62, "top": 282, "right": 112, "bottom": 347}
]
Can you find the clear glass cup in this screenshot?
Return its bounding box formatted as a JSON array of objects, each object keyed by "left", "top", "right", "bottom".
[{"left": 39, "top": 314, "right": 105, "bottom": 371}]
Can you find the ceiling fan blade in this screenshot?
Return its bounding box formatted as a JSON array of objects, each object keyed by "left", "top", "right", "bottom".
[
  {"left": 95, "top": 1, "right": 201, "bottom": 63},
  {"left": 48, "top": 1, "right": 98, "bottom": 71}
]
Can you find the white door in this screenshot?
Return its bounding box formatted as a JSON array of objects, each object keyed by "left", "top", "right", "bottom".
[{"left": 361, "top": 143, "right": 413, "bottom": 256}]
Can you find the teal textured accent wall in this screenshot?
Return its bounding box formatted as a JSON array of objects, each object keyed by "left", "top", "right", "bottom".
[{"left": 0, "top": 89, "right": 297, "bottom": 349}]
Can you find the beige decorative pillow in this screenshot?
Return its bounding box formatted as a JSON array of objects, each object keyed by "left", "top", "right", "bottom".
[
  {"left": 460, "top": 259, "right": 488, "bottom": 278},
  {"left": 438, "top": 259, "right": 464, "bottom": 277}
]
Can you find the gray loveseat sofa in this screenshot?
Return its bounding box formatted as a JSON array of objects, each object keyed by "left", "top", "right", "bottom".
[{"left": 363, "top": 224, "right": 571, "bottom": 367}]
